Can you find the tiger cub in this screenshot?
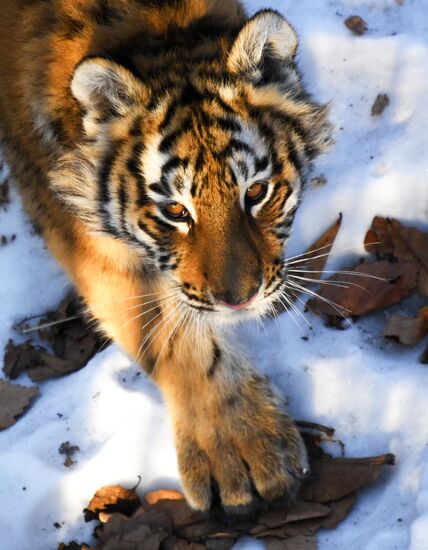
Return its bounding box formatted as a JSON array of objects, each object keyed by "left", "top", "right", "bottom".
[{"left": 0, "top": 0, "right": 332, "bottom": 511}]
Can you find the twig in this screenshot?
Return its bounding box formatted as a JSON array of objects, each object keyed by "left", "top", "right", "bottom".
[{"left": 18, "top": 315, "right": 80, "bottom": 335}]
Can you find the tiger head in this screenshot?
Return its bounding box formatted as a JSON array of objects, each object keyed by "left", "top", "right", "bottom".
[{"left": 52, "top": 9, "right": 332, "bottom": 323}]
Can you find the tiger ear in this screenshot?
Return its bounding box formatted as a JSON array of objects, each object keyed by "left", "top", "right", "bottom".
[
  {"left": 228, "top": 10, "right": 298, "bottom": 80},
  {"left": 71, "top": 57, "right": 147, "bottom": 119}
]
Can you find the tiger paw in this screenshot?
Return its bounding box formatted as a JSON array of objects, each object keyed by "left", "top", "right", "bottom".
[{"left": 174, "top": 378, "right": 308, "bottom": 512}]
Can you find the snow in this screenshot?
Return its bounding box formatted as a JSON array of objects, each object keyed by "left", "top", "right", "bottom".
[{"left": 1, "top": 0, "right": 428, "bottom": 548}]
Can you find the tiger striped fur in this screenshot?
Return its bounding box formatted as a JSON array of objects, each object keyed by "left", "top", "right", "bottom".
[{"left": 0, "top": 0, "right": 332, "bottom": 512}]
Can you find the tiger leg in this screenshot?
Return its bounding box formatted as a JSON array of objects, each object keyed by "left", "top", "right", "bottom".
[
  {"left": 151, "top": 328, "right": 308, "bottom": 511},
  {"left": 61, "top": 241, "right": 307, "bottom": 511}
]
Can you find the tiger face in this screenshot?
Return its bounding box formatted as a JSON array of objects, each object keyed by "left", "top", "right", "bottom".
[{"left": 52, "top": 10, "right": 332, "bottom": 323}]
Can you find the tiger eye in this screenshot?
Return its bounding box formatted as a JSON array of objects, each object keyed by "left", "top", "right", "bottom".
[
  {"left": 163, "top": 202, "right": 189, "bottom": 220},
  {"left": 246, "top": 182, "right": 267, "bottom": 202}
]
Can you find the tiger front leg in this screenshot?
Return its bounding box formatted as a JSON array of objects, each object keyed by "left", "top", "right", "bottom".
[{"left": 155, "top": 343, "right": 308, "bottom": 512}]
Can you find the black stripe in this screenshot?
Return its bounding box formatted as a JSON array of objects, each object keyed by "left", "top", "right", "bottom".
[
  {"left": 286, "top": 135, "right": 303, "bottom": 174},
  {"left": 149, "top": 183, "right": 167, "bottom": 196},
  {"left": 98, "top": 139, "right": 124, "bottom": 233},
  {"left": 89, "top": 3, "right": 123, "bottom": 25},
  {"left": 195, "top": 151, "right": 204, "bottom": 173},
  {"left": 62, "top": 17, "right": 86, "bottom": 39},
  {"left": 215, "top": 117, "right": 241, "bottom": 133},
  {"left": 223, "top": 138, "right": 255, "bottom": 157},
  {"left": 130, "top": 116, "right": 143, "bottom": 137},
  {"left": 254, "top": 156, "right": 269, "bottom": 175},
  {"left": 208, "top": 342, "right": 222, "bottom": 378},
  {"left": 118, "top": 175, "right": 128, "bottom": 236},
  {"left": 144, "top": 211, "right": 176, "bottom": 232},
  {"left": 126, "top": 142, "right": 149, "bottom": 206},
  {"left": 159, "top": 117, "right": 192, "bottom": 153},
  {"left": 137, "top": 218, "right": 158, "bottom": 241},
  {"left": 215, "top": 96, "right": 236, "bottom": 115},
  {"left": 126, "top": 142, "right": 145, "bottom": 178}
]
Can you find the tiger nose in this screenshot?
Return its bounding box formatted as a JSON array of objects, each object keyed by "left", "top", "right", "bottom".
[{"left": 215, "top": 288, "right": 259, "bottom": 310}]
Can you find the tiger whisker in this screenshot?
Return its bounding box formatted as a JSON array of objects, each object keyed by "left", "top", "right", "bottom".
[
  {"left": 278, "top": 291, "right": 313, "bottom": 330},
  {"left": 120, "top": 292, "right": 182, "bottom": 332},
  {"left": 276, "top": 294, "right": 305, "bottom": 334},
  {"left": 82, "top": 286, "right": 181, "bottom": 315},
  {"left": 287, "top": 268, "right": 386, "bottom": 282},
  {"left": 284, "top": 288, "right": 316, "bottom": 326},
  {"left": 285, "top": 280, "right": 351, "bottom": 319},
  {"left": 136, "top": 300, "right": 183, "bottom": 367},
  {"left": 151, "top": 306, "right": 188, "bottom": 377},
  {"left": 283, "top": 242, "right": 381, "bottom": 268},
  {"left": 137, "top": 300, "right": 183, "bottom": 362},
  {"left": 287, "top": 274, "right": 374, "bottom": 295}
]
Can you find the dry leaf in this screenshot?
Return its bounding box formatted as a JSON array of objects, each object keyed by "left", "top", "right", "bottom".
[
  {"left": 307, "top": 217, "right": 428, "bottom": 356},
  {"left": 344, "top": 15, "right": 367, "bottom": 35},
  {"left": 307, "top": 260, "right": 419, "bottom": 317},
  {"left": 420, "top": 344, "right": 428, "bottom": 364},
  {"left": 59, "top": 441, "right": 81, "bottom": 468},
  {"left": 302, "top": 454, "right": 394, "bottom": 504},
  {"left": 364, "top": 217, "right": 428, "bottom": 269},
  {"left": 0, "top": 380, "right": 38, "bottom": 430},
  {"left": 3, "top": 341, "right": 82, "bottom": 382},
  {"left": 70, "top": 422, "right": 394, "bottom": 550},
  {"left": 371, "top": 94, "right": 390, "bottom": 116},
  {"left": 383, "top": 306, "right": 428, "bottom": 345},
  {"left": 264, "top": 535, "right": 316, "bottom": 549},
  {"left": 418, "top": 269, "right": 428, "bottom": 297},
  {"left": 96, "top": 508, "right": 172, "bottom": 550},
  {"left": 38, "top": 294, "right": 102, "bottom": 366},
  {"left": 4, "top": 293, "right": 103, "bottom": 383},
  {"left": 163, "top": 538, "right": 207, "bottom": 550},
  {"left": 84, "top": 485, "right": 141, "bottom": 523},
  {"left": 0, "top": 178, "right": 9, "bottom": 209},
  {"left": 146, "top": 490, "right": 185, "bottom": 505}
]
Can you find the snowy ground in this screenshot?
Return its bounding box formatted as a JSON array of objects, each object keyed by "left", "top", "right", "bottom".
[{"left": 1, "top": 0, "right": 428, "bottom": 549}]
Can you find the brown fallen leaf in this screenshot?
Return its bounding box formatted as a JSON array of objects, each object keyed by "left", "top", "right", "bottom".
[
  {"left": 301, "top": 454, "right": 394, "bottom": 503},
  {"left": 0, "top": 177, "right": 9, "bottom": 209},
  {"left": 383, "top": 306, "right": 428, "bottom": 345},
  {"left": 371, "top": 94, "right": 390, "bottom": 116},
  {"left": 0, "top": 379, "right": 38, "bottom": 430},
  {"left": 311, "top": 175, "right": 327, "bottom": 188},
  {"left": 3, "top": 340, "right": 82, "bottom": 382},
  {"left": 146, "top": 490, "right": 184, "bottom": 505},
  {"left": 418, "top": 269, "right": 428, "bottom": 297},
  {"left": 84, "top": 484, "right": 141, "bottom": 523},
  {"left": 345, "top": 15, "right": 367, "bottom": 35},
  {"left": 264, "top": 535, "right": 316, "bottom": 550},
  {"left": 307, "top": 259, "right": 418, "bottom": 317},
  {"left": 306, "top": 216, "right": 428, "bottom": 360},
  {"left": 4, "top": 293, "right": 104, "bottom": 384},
  {"left": 58, "top": 543, "right": 88, "bottom": 550},
  {"left": 364, "top": 217, "right": 428, "bottom": 268},
  {"left": 96, "top": 508, "right": 172, "bottom": 549},
  {"left": 59, "top": 441, "right": 80, "bottom": 468},
  {"left": 67, "top": 421, "right": 394, "bottom": 550},
  {"left": 37, "top": 293, "right": 102, "bottom": 366},
  {"left": 420, "top": 343, "right": 428, "bottom": 364}
]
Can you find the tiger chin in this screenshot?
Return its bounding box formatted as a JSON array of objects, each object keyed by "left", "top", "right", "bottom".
[{"left": 0, "top": 0, "right": 332, "bottom": 512}]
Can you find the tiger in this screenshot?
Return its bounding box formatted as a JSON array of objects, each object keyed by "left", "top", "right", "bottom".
[{"left": 0, "top": 0, "right": 332, "bottom": 512}]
